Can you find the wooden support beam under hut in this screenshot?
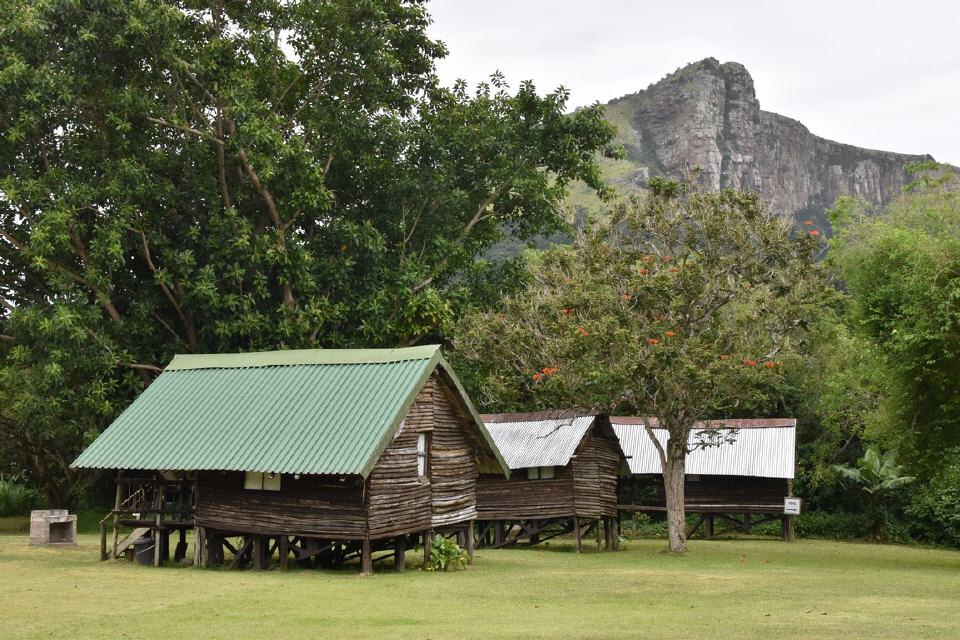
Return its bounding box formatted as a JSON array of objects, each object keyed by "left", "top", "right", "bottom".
[{"left": 71, "top": 346, "right": 510, "bottom": 573}]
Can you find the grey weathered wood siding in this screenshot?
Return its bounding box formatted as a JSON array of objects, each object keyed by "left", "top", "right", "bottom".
[
  {"left": 366, "top": 373, "right": 482, "bottom": 535},
  {"left": 476, "top": 465, "right": 576, "bottom": 520},
  {"left": 571, "top": 429, "right": 620, "bottom": 518},
  {"left": 429, "top": 379, "right": 480, "bottom": 527}
]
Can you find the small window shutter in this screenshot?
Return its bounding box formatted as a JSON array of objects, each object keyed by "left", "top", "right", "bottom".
[
  {"left": 263, "top": 473, "right": 281, "bottom": 491},
  {"left": 417, "top": 433, "right": 427, "bottom": 477},
  {"left": 540, "top": 466, "right": 555, "bottom": 480},
  {"left": 527, "top": 467, "right": 540, "bottom": 480},
  {"left": 244, "top": 471, "right": 263, "bottom": 490}
]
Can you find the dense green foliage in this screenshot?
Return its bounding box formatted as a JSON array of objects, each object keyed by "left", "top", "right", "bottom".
[
  {"left": 0, "top": 0, "right": 617, "bottom": 506},
  {"left": 828, "top": 172, "right": 960, "bottom": 474},
  {"left": 831, "top": 446, "right": 915, "bottom": 539},
  {"left": 909, "top": 448, "right": 960, "bottom": 547},
  {"left": 0, "top": 477, "right": 41, "bottom": 517},
  {"left": 424, "top": 534, "right": 467, "bottom": 572}
]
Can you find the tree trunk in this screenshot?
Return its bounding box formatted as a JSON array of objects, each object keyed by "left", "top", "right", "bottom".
[{"left": 663, "top": 439, "right": 688, "bottom": 552}]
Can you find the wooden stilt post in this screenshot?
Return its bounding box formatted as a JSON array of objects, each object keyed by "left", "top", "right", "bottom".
[
  {"left": 361, "top": 538, "right": 373, "bottom": 574},
  {"left": 705, "top": 514, "right": 715, "bottom": 539},
  {"left": 394, "top": 536, "right": 406, "bottom": 571},
  {"left": 174, "top": 528, "right": 188, "bottom": 562},
  {"left": 279, "top": 536, "right": 290, "bottom": 571},
  {"left": 422, "top": 530, "right": 432, "bottom": 568},
  {"left": 493, "top": 522, "right": 502, "bottom": 547},
  {"left": 100, "top": 521, "right": 108, "bottom": 561},
  {"left": 194, "top": 526, "right": 204, "bottom": 567},
  {"left": 573, "top": 516, "right": 582, "bottom": 554},
  {"left": 596, "top": 518, "right": 602, "bottom": 550},
  {"left": 159, "top": 529, "right": 170, "bottom": 563},
  {"left": 253, "top": 536, "right": 268, "bottom": 570},
  {"left": 153, "top": 479, "right": 163, "bottom": 567},
  {"left": 782, "top": 515, "right": 796, "bottom": 542},
  {"left": 466, "top": 520, "right": 475, "bottom": 564},
  {"left": 111, "top": 472, "right": 123, "bottom": 560}
]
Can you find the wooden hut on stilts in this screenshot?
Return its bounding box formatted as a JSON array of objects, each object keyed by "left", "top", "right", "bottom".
[
  {"left": 71, "top": 346, "right": 508, "bottom": 573},
  {"left": 475, "top": 412, "right": 625, "bottom": 552},
  {"left": 613, "top": 418, "right": 799, "bottom": 540}
]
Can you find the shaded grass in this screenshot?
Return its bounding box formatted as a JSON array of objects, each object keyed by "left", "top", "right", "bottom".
[{"left": 1, "top": 533, "right": 959, "bottom": 639}]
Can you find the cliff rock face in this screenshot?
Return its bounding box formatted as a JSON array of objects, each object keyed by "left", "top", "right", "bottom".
[{"left": 605, "top": 58, "right": 933, "bottom": 221}]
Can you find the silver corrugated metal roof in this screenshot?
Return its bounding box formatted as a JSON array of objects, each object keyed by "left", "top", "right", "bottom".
[
  {"left": 612, "top": 418, "right": 796, "bottom": 479},
  {"left": 481, "top": 415, "right": 596, "bottom": 469}
]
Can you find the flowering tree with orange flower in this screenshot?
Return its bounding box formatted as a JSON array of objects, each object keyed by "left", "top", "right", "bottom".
[{"left": 453, "top": 178, "right": 826, "bottom": 552}]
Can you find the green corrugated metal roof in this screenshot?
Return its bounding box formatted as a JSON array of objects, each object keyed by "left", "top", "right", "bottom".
[{"left": 71, "top": 346, "right": 507, "bottom": 478}]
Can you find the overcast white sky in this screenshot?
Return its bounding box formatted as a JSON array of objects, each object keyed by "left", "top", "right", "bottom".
[{"left": 427, "top": 1, "right": 959, "bottom": 165}]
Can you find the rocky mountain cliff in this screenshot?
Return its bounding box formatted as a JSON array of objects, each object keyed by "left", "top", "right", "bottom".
[{"left": 590, "top": 58, "right": 934, "bottom": 223}]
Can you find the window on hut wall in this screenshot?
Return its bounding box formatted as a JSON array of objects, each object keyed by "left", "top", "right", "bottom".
[
  {"left": 527, "top": 466, "right": 555, "bottom": 480},
  {"left": 417, "top": 432, "right": 431, "bottom": 480},
  {"left": 244, "top": 471, "right": 281, "bottom": 491}
]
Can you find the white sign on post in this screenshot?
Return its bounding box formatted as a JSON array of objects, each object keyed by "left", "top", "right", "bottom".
[{"left": 783, "top": 497, "right": 802, "bottom": 515}]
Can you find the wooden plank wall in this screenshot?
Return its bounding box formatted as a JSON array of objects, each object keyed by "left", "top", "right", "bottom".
[
  {"left": 476, "top": 465, "right": 576, "bottom": 520},
  {"left": 430, "top": 379, "right": 480, "bottom": 527},
  {"left": 685, "top": 476, "right": 788, "bottom": 505},
  {"left": 571, "top": 427, "right": 621, "bottom": 518},
  {"left": 620, "top": 475, "right": 789, "bottom": 507},
  {"left": 367, "top": 373, "right": 483, "bottom": 536},
  {"left": 365, "top": 381, "right": 433, "bottom": 539},
  {"left": 195, "top": 471, "right": 366, "bottom": 538}
]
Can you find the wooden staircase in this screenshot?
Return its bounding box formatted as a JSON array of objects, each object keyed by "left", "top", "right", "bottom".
[{"left": 110, "top": 527, "right": 151, "bottom": 559}]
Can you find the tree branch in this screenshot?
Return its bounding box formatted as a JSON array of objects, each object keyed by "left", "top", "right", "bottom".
[
  {"left": 126, "top": 363, "right": 164, "bottom": 374},
  {"left": 272, "top": 72, "right": 302, "bottom": 113},
  {"left": 0, "top": 229, "right": 24, "bottom": 251},
  {"left": 643, "top": 420, "right": 669, "bottom": 473},
  {"left": 412, "top": 187, "right": 505, "bottom": 293},
  {"left": 67, "top": 227, "right": 122, "bottom": 323},
  {"left": 226, "top": 120, "right": 295, "bottom": 310},
  {"left": 235, "top": 145, "right": 282, "bottom": 228},
  {"left": 138, "top": 228, "right": 197, "bottom": 347},
  {"left": 147, "top": 117, "right": 224, "bottom": 146}
]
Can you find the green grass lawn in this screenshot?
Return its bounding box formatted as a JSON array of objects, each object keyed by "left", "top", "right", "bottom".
[{"left": 1, "top": 530, "right": 959, "bottom": 640}]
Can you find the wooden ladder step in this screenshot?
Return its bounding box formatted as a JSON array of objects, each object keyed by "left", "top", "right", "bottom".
[{"left": 112, "top": 527, "right": 151, "bottom": 559}]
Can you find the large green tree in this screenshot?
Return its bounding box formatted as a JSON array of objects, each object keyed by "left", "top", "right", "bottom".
[
  {"left": 0, "top": 0, "right": 617, "bottom": 506},
  {"left": 453, "top": 180, "right": 826, "bottom": 552},
  {"left": 828, "top": 164, "right": 960, "bottom": 476}
]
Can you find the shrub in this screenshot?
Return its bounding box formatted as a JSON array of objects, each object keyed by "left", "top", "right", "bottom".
[
  {"left": 0, "top": 478, "right": 42, "bottom": 517},
  {"left": 424, "top": 535, "right": 467, "bottom": 572},
  {"left": 909, "top": 450, "right": 960, "bottom": 548},
  {"left": 795, "top": 511, "right": 872, "bottom": 539},
  {"left": 623, "top": 512, "right": 669, "bottom": 538}
]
